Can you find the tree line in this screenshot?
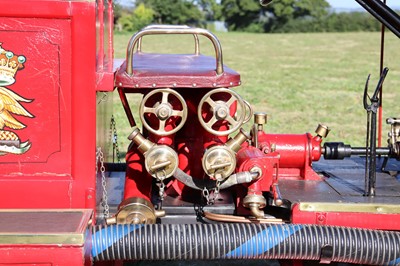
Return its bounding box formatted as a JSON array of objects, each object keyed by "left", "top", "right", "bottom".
[{"left": 114, "top": 0, "right": 383, "bottom": 33}]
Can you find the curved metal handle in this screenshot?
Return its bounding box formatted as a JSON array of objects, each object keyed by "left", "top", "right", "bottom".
[
  {"left": 136, "top": 25, "right": 199, "bottom": 55},
  {"left": 126, "top": 26, "right": 224, "bottom": 76}
]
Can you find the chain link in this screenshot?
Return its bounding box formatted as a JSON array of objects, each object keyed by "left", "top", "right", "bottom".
[
  {"left": 155, "top": 170, "right": 167, "bottom": 203},
  {"left": 110, "top": 115, "right": 121, "bottom": 163},
  {"left": 202, "top": 181, "right": 221, "bottom": 205},
  {"left": 96, "top": 147, "right": 110, "bottom": 218}
]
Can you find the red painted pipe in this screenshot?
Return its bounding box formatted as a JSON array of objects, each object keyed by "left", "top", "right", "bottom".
[{"left": 258, "top": 132, "right": 323, "bottom": 168}]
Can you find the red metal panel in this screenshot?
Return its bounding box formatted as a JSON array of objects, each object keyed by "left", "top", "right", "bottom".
[
  {"left": 0, "top": 18, "right": 72, "bottom": 173},
  {"left": 0, "top": 247, "right": 88, "bottom": 266},
  {"left": 292, "top": 203, "right": 400, "bottom": 230},
  {"left": 0, "top": 1, "right": 97, "bottom": 209}
]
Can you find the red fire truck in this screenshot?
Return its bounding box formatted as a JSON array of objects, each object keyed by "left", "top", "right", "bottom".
[{"left": 0, "top": 0, "right": 400, "bottom": 265}]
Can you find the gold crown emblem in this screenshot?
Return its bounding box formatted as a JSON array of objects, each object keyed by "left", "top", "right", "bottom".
[{"left": 0, "top": 43, "right": 26, "bottom": 86}]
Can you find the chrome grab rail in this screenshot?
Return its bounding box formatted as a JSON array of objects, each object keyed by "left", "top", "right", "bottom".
[{"left": 125, "top": 26, "right": 224, "bottom": 75}]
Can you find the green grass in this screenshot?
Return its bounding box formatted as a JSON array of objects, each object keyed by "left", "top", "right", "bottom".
[{"left": 112, "top": 31, "right": 400, "bottom": 154}]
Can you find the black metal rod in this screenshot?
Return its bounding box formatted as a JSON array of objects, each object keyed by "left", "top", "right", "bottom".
[
  {"left": 368, "top": 108, "right": 378, "bottom": 196},
  {"left": 365, "top": 111, "right": 371, "bottom": 195},
  {"left": 351, "top": 147, "right": 390, "bottom": 156},
  {"left": 355, "top": 0, "right": 400, "bottom": 38},
  {"left": 323, "top": 142, "right": 391, "bottom": 159}
]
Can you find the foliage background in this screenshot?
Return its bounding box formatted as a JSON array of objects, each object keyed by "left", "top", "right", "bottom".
[
  {"left": 114, "top": 0, "right": 384, "bottom": 33},
  {"left": 112, "top": 31, "right": 400, "bottom": 154}
]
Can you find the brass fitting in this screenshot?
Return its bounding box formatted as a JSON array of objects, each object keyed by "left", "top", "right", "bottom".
[
  {"left": 144, "top": 145, "right": 178, "bottom": 179},
  {"left": 243, "top": 194, "right": 266, "bottom": 218},
  {"left": 108, "top": 197, "right": 165, "bottom": 225},
  {"left": 253, "top": 112, "right": 267, "bottom": 148},
  {"left": 315, "top": 124, "right": 330, "bottom": 139},
  {"left": 254, "top": 112, "right": 267, "bottom": 131},
  {"left": 202, "top": 129, "right": 250, "bottom": 180},
  {"left": 202, "top": 145, "right": 236, "bottom": 181},
  {"left": 225, "top": 128, "right": 251, "bottom": 153},
  {"left": 128, "top": 127, "right": 178, "bottom": 179},
  {"left": 128, "top": 127, "right": 154, "bottom": 154}
]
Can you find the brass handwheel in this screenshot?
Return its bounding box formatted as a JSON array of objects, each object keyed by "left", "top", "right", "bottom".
[
  {"left": 197, "top": 88, "right": 246, "bottom": 136},
  {"left": 140, "top": 88, "right": 188, "bottom": 136}
]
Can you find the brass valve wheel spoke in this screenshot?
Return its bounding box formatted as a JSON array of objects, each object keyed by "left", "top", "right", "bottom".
[
  {"left": 225, "top": 115, "right": 237, "bottom": 126},
  {"left": 170, "top": 110, "right": 184, "bottom": 117},
  {"left": 158, "top": 119, "right": 166, "bottom": 132},
  {"left": 143, "top": 107, "right": 156, "bottom": 114},
  {"left": 206, "top": 117, "right": 218, "bottom": 128}
]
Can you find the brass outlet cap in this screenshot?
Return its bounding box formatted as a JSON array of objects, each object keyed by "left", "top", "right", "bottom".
[
  {"left": 145, "top": 145, "right": 178, "bottom": 179},
  {"left": 202, "top": 145, "right": 236, "bottom": 180},
  {"left": 315, "top": 124, "right": 330, "bottom": 138}
]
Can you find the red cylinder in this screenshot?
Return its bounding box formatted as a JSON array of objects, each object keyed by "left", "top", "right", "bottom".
[{"left": 258, "top": 132, "right": 322, "bottom": 168}]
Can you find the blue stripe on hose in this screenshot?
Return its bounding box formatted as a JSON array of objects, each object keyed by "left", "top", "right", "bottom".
[
  {"left": 91, "top": 224, "right": 143, "bottom": 258},
  {"left": 387, "top": 257, "right": 400, "bottom": 265},
  {"left": 224, "top": 224, "right": 303, "bottom": 258}
]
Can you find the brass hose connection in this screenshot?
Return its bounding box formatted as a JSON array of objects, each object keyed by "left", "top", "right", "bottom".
[
  {"left": 128, "top": 127, "right": 154, "bottom": 154},
  {"left": 243, "top": 194, "right": 267, "bottom": 219},
  {"left": 107, "top": 197, "right": 165, "bottom": 225},
  {"left": 128, "top": 127, "right": 178, "bottom": 179}
]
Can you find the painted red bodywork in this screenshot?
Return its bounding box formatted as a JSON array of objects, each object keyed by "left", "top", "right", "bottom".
[
  {"left": 257, "top": 131, "right": 323, "bottom": 180},
  {"left": 0, "top": 1, "right": 97, "bottom": 208},
  {"left": 0, "top": 0, "right": 113, "bottom": 264},
  {"left": 0, "top": 246, "right": 88, "bottom": 266},
  {"left": 292, "top": 203, "right": 400, "bottom": 230},
  {"left": 0, "top": 1, "right": 399, "bottom": 265}
]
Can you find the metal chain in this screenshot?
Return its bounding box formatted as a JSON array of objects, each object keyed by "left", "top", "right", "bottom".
[
  {"left": 110, "top": 115, "right": 121, "bottom": 163},
  {"left": 96, "top": 147, "right": 110, "bottom": 218},
  {"left": 155, "top": 170, "right": 167, "bottom": 203},
  {"left": 214, "top": 181, "right": 221, "bottom": 201},
  {"left": 202, "top": 181, "right": 221, "bottom": 205},
  {"left": 158, "top": 181, "right": 166, "bottom": 202}
]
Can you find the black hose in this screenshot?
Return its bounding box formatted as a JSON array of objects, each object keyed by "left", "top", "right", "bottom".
[{"left": 91, "top": 223, "right": 400, "bottom": 264}]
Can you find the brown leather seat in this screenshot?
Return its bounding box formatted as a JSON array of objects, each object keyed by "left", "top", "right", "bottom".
[{"left": 115, "top": 53, "right": 241, "bottom": 90}]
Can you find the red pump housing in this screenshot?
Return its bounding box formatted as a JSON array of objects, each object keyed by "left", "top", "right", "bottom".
[{"left": 257, "top": 131, "right": 325, "bottom": 180}]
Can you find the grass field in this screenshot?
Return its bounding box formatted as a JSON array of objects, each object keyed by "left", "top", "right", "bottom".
[{"left": 112, "top": 31, "right": 400, "bottom": 154}]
